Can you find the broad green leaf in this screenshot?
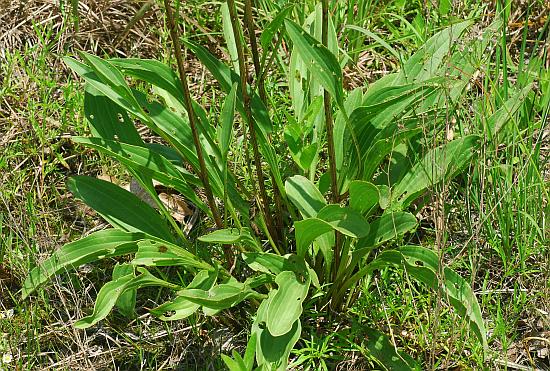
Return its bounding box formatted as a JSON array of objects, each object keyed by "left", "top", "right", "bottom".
[
  {"left": 252, "top": 292, "right": 301, "bottom": 370},
  {"left": 199, "top": 227, "right": 261, "bottom": 251},
  {"left": 150, "top": 296, "right": 200, "bottom": 321},
  {"left": 84, "top": 86, "right": 143, "bottom": 146},
  {"left": 132, "top": 240, "right": 212, "bottom": 270},
  {"left": 349, "top": 181, "right": 379, "bottom": 214},
  {"left": 266, "top": 271, "right": 310, "bottom": 337},
  {"left": 151, "top": 269, "right": 217, "bottom": 321},
  {"left": 285, "top": 175, "right": 326, "bottom": 218},
  {"left": 72, "top": 137, "right": 209, "bottom": 215},
  {"left": 22, "top": 229, "right": 146, "bottom": 299},
  {"left": 222, "top": 353, "right": 247, "bottom": 371},
  {"left": 74, "top": 268, "right": 178, "bottom": 328},
  {"left": 109, "top": 58, "right": 183, "bottom": 102},
  {"left": 392, "top": 135, "right": 479, "bottom": 209},
  {"left": 243, "top": 332, "right": 257, "bottom": 370},
  {"left": 113, "top": 263, "right": 136, "bottom": 318},
  {"left": 317, "top": 205, "right": 370, "bottom": 237},
  {"left": 67, "top": 176, "right": 174, "bottom": 242},
  {"left": 176, "top": 280, "right": 259, "bottom": 310},
  {"left": 64, "top": 57, "right": 146, "bottom": 122},
  {"left": 295, "top": 205, "right": 369, "bottom": 256},
  {"left": 362, "top": 328, "right": 421, "bottom": 370},
  {"left": 294, "top": 218, "right": 334, "bottom": 257},
  {"left": 356, "top": 212, "right": 417, "bottom": 250},
  {"left": 362, "top": 128, "right": 422, "bottom": 180},
  {"left": 242, "top": 252, "right": 303, "bottom": 275},
  {"left": 397, "top": 21, "right": 472, "bottom": 83},
  {"left": 284, "top": 19, "right": 344, "bottom": 107}
]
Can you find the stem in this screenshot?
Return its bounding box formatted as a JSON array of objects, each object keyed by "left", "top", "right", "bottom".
[
  {"left": 227, "top": 0, "right": 277, "bottom": 243},
  {"left": 163, "top": 0, "right": 233, "bottom": 264},
  {"left": 321, "top": 0, "right": 342, "bottom": 281},
  {"left": 243, "top": 0, "right": 266, "bottom": 102},
  {"left": 243, "top": 0, "right": 285, "bottom": 246}
]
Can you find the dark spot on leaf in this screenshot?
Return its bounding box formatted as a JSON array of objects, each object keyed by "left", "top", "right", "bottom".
[{"left": 158, "top": 246, "right": 168, "bottom": 253}]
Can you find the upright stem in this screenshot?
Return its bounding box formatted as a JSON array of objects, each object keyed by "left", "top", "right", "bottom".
[
  {"left": 243, "top": 0, "right": 284, "bottom": 244},
  {"left": 243, "top": 0, "right": 266, "bottom": 102},
  {"left": 227, "top": 0, "right": 277, "bottom": 242},
  {"left": 321, "top": 0, "right": 341, "bottom": 280},
  {"left": 163, "top": 0, "right": 232, "bottom": 263}
]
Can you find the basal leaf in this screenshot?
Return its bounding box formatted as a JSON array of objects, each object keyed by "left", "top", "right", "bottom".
[
  {"left": 67, "top": 176, "right": 174, "bottom": 242},
  {"left": 74, "top": 268, "right": 178, "bottom": 328},
  {"left": 285, "top": 175, "right": 326, "bottom": 218},
  {"left": 22, "top": 229, "right": 145, "bottom": 299},
  {"left": 266, "top": 271, "right": 310, "bottom": 336}
]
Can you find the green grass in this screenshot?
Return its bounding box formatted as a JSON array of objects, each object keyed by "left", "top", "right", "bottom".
[{"left": 1, "top": 0, "right": 549, "bottom": 369}]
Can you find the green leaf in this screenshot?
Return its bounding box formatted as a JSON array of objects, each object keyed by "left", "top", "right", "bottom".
[
  {"left": 221, "top": 2, "right": 240, "bottom": 72},
  {"left": 72, "top": 137, "right": 209, "bottom": 215},
  {"left": 151, "top": 269, "right": 217, "bottom": 321},
  {"left": 84, "top": 86, "right": 143, "bottom": 146},
  {"left": 295, "top": 205, "right": 369, "bottom": 257},
  {"left": 199, "top": 227, "right": 261, "bottom": 251},
  {"left": 260, "top": 5, "right": 293, "bottom": 49},
  {"left": 113, "top": 263, "right": 136, "bottom": 318},
  {"left": 397, "top": 21, "right": 472, "bottom": 83},
  {"left": 219, "top": 83, "right": 238, "bottom": 161},
  {"left": 284, "top": 19, "right": 345, "bottom": 107},
  {"left": 349, "top": 181, "right": 379, "bottom": 214},
  {"left": 266, "top": 271, "right": 310, "bottom": 336},
  {"left": 151, "top": 296, "right": 200, "bottom": 321},
  {"left": 243, "top": 332, "right": 257, "bottom": 370},
  {"left": 176, "top": 280, "right": 259, "bottom": 310},
  {"left": 285, "top": 175, "right": 326, "bottom": 218},
  {"left": 184, "top": 40, "right": 272, "bottom": 135},
  {"left": 67, "top": 176, "right": 174, "bottom": 242},
  {"left": 22, "top": 229, "right": 145, "bottom": 299},
  {"left": 392, "top": 135, "right": 479, "bottom": 209},
  {"left": 317, "top": 205, "right": 370, "bottom": 237},
  {"left": 363, "top": 328, "right": 421, "bottom": 370},
  {"left": 356, "top": 212, "right": 417, "bottom": 250},
  {"left": 487, "top": 84, "right": 533, "bottom": 136},
  {"left": 74, "top": 268, "right": 178, "bottom": 328},
  {"left": 252, "top": 293, "right": 301, "bottom": 370},
  {"left": 132, "top": 240, "right": 212, "bottom": 270},
  {"left": 370, "top": 246, "right": 488, "bottom": 350},
  {"left": 222, "top": 354, "right": 245, "bottom": 371}
]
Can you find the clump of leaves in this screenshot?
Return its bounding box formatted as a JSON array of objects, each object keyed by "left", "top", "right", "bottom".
[{"left": 22, "top": 1, "right": 534, "bottom": 368}]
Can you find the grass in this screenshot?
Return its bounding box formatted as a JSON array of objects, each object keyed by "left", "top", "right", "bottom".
[{"left": 1, "top": 0, "right": 549, "bottom": 369}]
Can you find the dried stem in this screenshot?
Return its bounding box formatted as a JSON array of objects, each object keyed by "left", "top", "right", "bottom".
[
  {"left": 163, "top": 0, "right": 233, "bottom": 263},
  {"left": 321, "top": 0, "right": 342, "bottom": 279},
  {"left": 243, "top": 0, "right": 284, "bottom": 244},
  {"left": 226, "top": 0, "right": 277, "bottom": 242}
]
